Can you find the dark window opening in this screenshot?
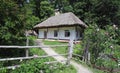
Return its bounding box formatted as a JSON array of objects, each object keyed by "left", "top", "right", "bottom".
[
  {"left": 44, "top": 31, "right": 47, "bottom": 38},
  {"left": 80, "top": 32, "right": 83, "bottom": 37},
  {"left": 54, "top": 30, "right": 58, "bottom": 37},
  {"left": 65, "top": 30, "right": 70, "bottom": 37}
]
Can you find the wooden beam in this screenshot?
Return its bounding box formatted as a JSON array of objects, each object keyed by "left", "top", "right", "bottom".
[
  {"left": 66, "top": 39, "right": 73, "bottom": 65},
  {"left": 0, "top": 45, "right": 68, "bottom": 49},
  {"left": 26, "top": 34, "right": 29, "bottom": 57},
  {"left": 73, "top": 53, "right": 83, "bottom": 58},
  {"left": 0, "top": 65, "right": 20, "bottom": 70},
  {"left": 0, "top": 60, "right": 67, "bottom": 70},
  {"left": 0, "top": 54, "right": 68, "bottom": 61}
]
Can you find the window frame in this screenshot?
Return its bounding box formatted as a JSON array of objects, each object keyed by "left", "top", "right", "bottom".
[
  {"left": 54, "top": 30, "right": 58, "bottom": 37},
  {"left": 65, "top": 30, "right": 70, "bottom": 37}
]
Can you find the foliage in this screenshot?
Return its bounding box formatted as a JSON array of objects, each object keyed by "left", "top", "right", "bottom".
[
  {"left": 0, "top": 0, "right": 27, "bottom": 59},
  {"left": 82, "top": 24, "right": 120, "bottom": 72},
  {"left": 0, "top": 0, "right": 120, "bottom": 72},
  {"left": 50, "top": 0, "right": 120, "bottom": 27},
  {"left": 32, "top": 0, "right": 54, "bottom": 21},
  {"left": 0, "top": 0, "right": 26, "bottom": 45},
  {"left": 11, "top": 58, "right": 76, "bottom": 73},
  {"left": 10, "top": 44, "right": 76, "bottom": 73},
  {"left": 0, "top": 40, "right": 76, "bottom": 73}
]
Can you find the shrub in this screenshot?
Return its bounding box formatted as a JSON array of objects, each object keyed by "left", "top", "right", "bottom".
[{"left": 82, "top": 24, "right": 120, "bottom": 72}]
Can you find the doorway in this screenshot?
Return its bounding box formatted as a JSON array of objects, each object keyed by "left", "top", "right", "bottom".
[{"left": 44, "top": 31, "right": 47, "bottom": 39}]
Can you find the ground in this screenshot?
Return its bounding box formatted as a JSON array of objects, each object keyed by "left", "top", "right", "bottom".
[{"left": 36, "top": 39, "right": 92, "bottom": 73}]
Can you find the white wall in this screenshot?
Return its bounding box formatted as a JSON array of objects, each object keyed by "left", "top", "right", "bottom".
[
  {"left": 47, "top": 28, "right": 58, "bottom": 39},
  {"left": 58, "top": 27, "right": 76, "bottom": 40},
  {"left": 38, "top": 26, "right": 80, "bottom": 40},
  {"left": 38, "top": 29, "right": 47, "bottom": 38}
]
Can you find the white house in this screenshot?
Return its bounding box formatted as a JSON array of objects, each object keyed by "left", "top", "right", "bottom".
[{"left": 34, "top": 12, "right": 87, "bottom": 40}]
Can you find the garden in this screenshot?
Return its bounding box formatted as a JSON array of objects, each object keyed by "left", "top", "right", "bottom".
[
  {"left": 0, "top": 37, "right": 76, "bottom": 73},
  {"left": 43, "top": 24, "right": 120, "bottom": 73}
]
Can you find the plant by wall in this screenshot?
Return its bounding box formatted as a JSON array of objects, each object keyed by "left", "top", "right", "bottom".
[{"left": 82, "top": 24, "right": 120, "bottom": 72}]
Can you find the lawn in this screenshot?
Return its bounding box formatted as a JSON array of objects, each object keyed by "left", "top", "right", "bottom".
[
  {"left": 43, "top": 40, "right": 82, "bottom": 55},
  {"left": 43, "top": 40, "right": 68, "bottom": 54},
  {"left": 29, "top": 48, "right": 77, "bottom": 73},
  {"left": 43, "top": 40, "right": 107, "bottom": 73},
  {"left": 29, "top": 38, "right": 77, "bottom": 73},
  {"left": 8, "top": 47, "right": 77, "bottom": 73},
  {"left": 0, "top": 38, "right": 77, "bottom": 73}
]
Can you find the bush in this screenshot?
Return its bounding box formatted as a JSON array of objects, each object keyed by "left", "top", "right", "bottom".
[
  {"left": 82, "top": 24, "right": 120, "bottom": 72},
  {"left": 11, "top": 58, "right": 74, "bottom": 73}
]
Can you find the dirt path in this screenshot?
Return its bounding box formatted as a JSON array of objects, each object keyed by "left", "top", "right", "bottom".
[{"left": 36, "top": 39, "right": 92, "bottom": 73}]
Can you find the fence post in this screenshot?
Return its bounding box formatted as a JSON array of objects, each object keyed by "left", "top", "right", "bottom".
[
  {"left": 66, "top": 39, "right": 73, "bottom": 65},
  {"left": 26, "top": 31, "right": 29, "bottom": 57}
]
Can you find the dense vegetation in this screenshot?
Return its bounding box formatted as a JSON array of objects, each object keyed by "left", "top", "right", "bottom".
[
  {"left": 0, "top": 47, "right": 76, "bottom": 73},
  {"left": 82, "top": 24, "right": 120, "bottom": 73},
  {"left": 0, "top": 0, "right": 120, "bottom": 73},
  {"left": 0, "top": 0, "right": 120, "bottom": 56}
]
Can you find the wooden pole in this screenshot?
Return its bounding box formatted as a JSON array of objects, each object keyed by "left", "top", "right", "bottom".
[
  {"left": 66, "top": 39, "right": 73, "bottom": 65},
  {"left": 26, "top": 31, "right": 29, "bottom": 57}
]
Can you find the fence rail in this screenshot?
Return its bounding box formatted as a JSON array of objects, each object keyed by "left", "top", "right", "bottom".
[
  {"left": 0, "top": 45, "right": 68, "bottom": 49},
  {"left": 0, "top": 54, "right": 68, "bottom": 61},
  {"left": 0, "top": 60, "right": 68, "bottom": 70},
  {"left": 0, "top": 40, "right": 74, "bottom": 70}
]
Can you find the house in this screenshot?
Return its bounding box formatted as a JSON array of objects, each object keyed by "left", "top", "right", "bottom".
[{"left": 34, "top": 12, "right": 87, "bottom": 40}]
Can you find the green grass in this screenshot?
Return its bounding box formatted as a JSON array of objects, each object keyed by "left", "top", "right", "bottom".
[
  {"left": 43, "top": 40, "right": 83, "bottom": 55},
  {"left": 43, "top": 40, "right": 68, "bottom": 45},
  {"left": 29, "top": 48, "right": 46, "bottom": 56},
  {"left": 29, "top": 47, "right": 77, "bottom": 73},
  {"left": 73, "top": 58, "right": 106, "bottom": 73},
  {"left": 43, "top": 40, "right": 107, "bottom": 73},
  {"left": 28, "top": 38, "right": 77, "bottom": 73},
  {"left": 0, "top": 37, "right": 77, "bottom": 73},
  {"left": 92, "top": 68, "right": 106, "bottom": 73},
  {"left": 43, "top": 40, "right": 68, "bottom": 54},
  {"left": 53, "top": 65, "right": 77, "bottom": 73}
]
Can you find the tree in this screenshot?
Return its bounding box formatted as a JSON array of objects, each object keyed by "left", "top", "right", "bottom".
[
  {"left": 32, "top": 0, "right": 54, "bottom": 21},
  {"left": 56, "top": 0, "right": 120, "bottom": 28},
  {"left": 93, "top": 0, "right": 120, "bottom": 28},
  {"left": 0, "top": 0, "right": 27, "bottom": 57}
]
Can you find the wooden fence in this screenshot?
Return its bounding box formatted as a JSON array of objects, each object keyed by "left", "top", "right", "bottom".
[{"left": 0, "top": 40, "right": 74, "bottom": 70}]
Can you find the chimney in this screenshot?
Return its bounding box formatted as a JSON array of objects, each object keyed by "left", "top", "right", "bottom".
[{"left": 55, "top": 9, "right": 60, "bottom": 15}]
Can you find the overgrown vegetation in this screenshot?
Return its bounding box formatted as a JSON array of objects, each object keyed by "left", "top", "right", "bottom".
[
  {"left": 0, "top": 43, "right": 76, "bottom": 73},
  {"left": 0, "top": 0, "right": 120, "bottom": 73},
  {"left": 43, "top": 40, "right": 108, "bottom": 73},
  {"left": 82, "top": 24, "right": 120, "bottom": 73},
  {"left": 11, "top": 59, "right": 76, "bottom": 73}
]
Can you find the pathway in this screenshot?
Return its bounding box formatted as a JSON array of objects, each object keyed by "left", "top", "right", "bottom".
[{"left": 36, "top": 39, "right": 92, "bottom": 73}]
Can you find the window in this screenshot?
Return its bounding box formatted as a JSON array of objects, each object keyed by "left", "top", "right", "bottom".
[
  {"left": 54, "top": 30, "right": 58, "bottom": 37},
  {"left": 80, "top": 32, "right": 83, "bottom": 37},
  {"left": 65, "top": 30, "right": 70, "bottom": 37}
]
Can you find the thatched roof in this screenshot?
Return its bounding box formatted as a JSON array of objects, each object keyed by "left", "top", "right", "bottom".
[{"left": 34, "top": 12, "right": 87, "bottom": 28}]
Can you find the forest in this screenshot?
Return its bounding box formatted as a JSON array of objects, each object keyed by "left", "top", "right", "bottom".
[{"left": 0, "top": 0, "right": 120, "bottom": 73}]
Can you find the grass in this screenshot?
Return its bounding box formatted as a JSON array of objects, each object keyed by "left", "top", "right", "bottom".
[
  {"left": 43, "top": 40, "right": 83, "bottom": 55},
  {"left": 0, "top": 37, "right": 77, "bottom": 73},
  {"left": 73, "top": 58, "right": 106, "bottom": 73},
  {"left": 43, "top": 40, "right": 68, "bottom": 45},
  {"left": 29, "top": 48, "right": 77, "bottom": 73},
  {"left": 28, "top": 38, "right": 77, "bottom": 73},
  {"left": 43, "top": 40, "right": 68, "bottom": 54},
  {"left": 43, "top": 40, "right": 107, "bottom": 73}
]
